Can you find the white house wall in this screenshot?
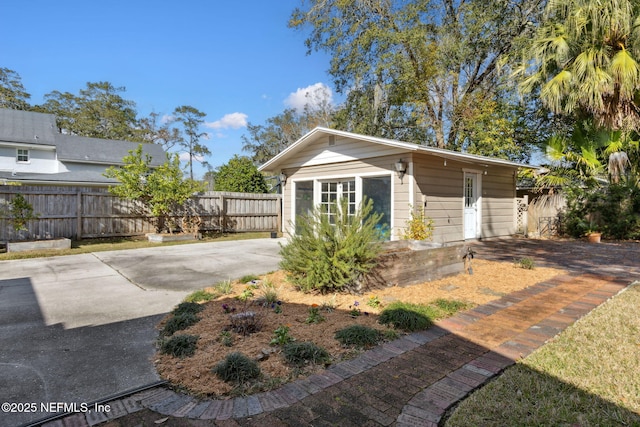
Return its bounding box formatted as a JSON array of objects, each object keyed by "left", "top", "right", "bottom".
[{"left": 0, "top": 145, "right": 58, "bottom": 174}]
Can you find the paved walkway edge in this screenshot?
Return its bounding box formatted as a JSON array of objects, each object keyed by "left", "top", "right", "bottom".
[{"left": 42, "top": 274, "right": 632, "bottom": 427}]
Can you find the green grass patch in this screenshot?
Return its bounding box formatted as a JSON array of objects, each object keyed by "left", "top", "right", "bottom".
[
  {"left": 379, "top": 299, "right": 471, "bottom": 332},
  {"left": 444, "top": 284, "right": 640, "bottom": 426},
  {"left": 184, "top": 289, "right": 218, "bottom": 303},
  {"left": 239, "top": 274, "right": 260, "bottom": 283}
]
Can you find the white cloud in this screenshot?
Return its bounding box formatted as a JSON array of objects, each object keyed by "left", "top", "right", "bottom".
[
  {"left": 161, "top": 114, "right": 175, "bottom": 124},
  {"left": 179, "top": 152, "right": 205, "bottom": 162},
  {"left": 205, "top": 112, "right": 248, "bottom": 130},
  {"left": 284, "top": 82, "right": 334, "bottom": 113}
]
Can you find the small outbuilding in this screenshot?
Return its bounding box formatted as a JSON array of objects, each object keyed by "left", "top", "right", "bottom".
[{"left": 259, "top": 127, "right": 533, "bottom": 243}]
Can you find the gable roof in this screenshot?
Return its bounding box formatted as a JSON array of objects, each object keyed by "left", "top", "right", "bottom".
[{"left": 259, "top": 127, "right": 534, "bottom": 172}]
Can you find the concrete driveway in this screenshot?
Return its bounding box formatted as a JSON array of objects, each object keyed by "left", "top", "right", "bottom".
[{"left": 0, "top": 238, "right": 284, "bottom": 427}]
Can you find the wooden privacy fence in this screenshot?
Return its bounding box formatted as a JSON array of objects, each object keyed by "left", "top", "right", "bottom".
[{"left": 0, "top": 185, "right": 282, "bottom": 242}]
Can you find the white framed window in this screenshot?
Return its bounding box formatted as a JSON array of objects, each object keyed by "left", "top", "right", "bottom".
[
  {"left": 290, "top": 172, "right": 394, "bottom": 238},
  {"left": 320, "top": 179, "right": 355, "bottom": 223},
  {"left": 17, "top": 149, "right": 29, "bottom": 163}
]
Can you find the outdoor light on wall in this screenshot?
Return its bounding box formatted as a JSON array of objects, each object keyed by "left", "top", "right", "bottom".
[
  {"left": 444, "top": 158, "right": 447, "bottom": 166},
  {"left": 279, "top": 172, "right": 287, "bottom": 185},
  {"left": 395, "top": 159, "right": 407, "bottom": 181}
]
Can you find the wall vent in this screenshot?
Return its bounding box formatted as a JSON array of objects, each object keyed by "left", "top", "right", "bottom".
[{"left": 328, "top": 135, "right": 335, "bottom": 146}]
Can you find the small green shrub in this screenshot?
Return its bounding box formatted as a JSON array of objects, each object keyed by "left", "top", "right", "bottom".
[
  {"left": 335, "top": 325, "right": 381, "bottom": 348},
  {"left": 432, "top": 299, "right": 472, "bottom": 316},
  {"left": 219, "top": 330, "right": 233, "bottom": 347},
  {"left": 229, "top": 311, "right": 262, "bottom": 335},
  {"left": 162, "top": 312, "right": 200, "bottom": 336},
  {"left": 516, "top": 257, "right": 535, "bottom": 270},
  {"left": 379, "top": 303, "right": 433, "bottom": 332},
  {"left": 258, "top": 279, "right": 279, "bottom": 304},
  {"left": 160, "top": 334, "right": 199, "bottom": 358},
  {"left": 283, "top": 342, "right": 330, "bottom": 367},
  {"left": 172, "top": 301, "right": 204, "bottom": 317},
  {"left": 213, "top": 352, "right": 261, "bottom": 383},
  {"left": 402, "top": 205, "right": 435, "bottom": 240},
  {"left": 366, "top": 295, "right": 382, "bottom": 309},
  {"left": 305, "top": 305, "right": 325, "bottom": 324},
  {"left": 240, "top": 274, "right": 260, "bottom": 283},
  {"left": 279, "top": 197, "right": 384, "bottom": 293},
  {"left": 184, "top": 290, "right": 217, "bottom": 303},
  {"left": 214, "top": 279, "right": 234, "bottom": 295},
  {"left": 237, "top": 286, "right": 255, "bottom": 302},
  {"left": 269, "top": 325, "right": 295, "bottom": 346},
  {"left": 8, "top": 193, "right": 39, "bottom": 233}
]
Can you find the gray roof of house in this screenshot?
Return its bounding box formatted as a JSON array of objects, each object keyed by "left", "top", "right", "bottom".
[
  {"left": 0, "top": 108, "right": 58, "bottom": 145},
  {"left": 55, "top": 134, "right": 166, "bottom": 166},
  {"left": 0, "top": 170, "right": 119, "bottom": 186},
  {"left": 0, "top": 108, "right": 166, "bottom": 166}
]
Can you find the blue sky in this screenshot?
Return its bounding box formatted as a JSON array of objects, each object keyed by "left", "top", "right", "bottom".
[{"left": 3, "top": 0, "right": 337, "bottom": 178}]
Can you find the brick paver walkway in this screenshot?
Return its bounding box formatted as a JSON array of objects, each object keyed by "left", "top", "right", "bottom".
[{"left": 43, "top": 239, "right": 639, "bottom": 427}]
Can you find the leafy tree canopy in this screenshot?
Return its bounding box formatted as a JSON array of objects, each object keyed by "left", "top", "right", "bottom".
[
  {"left": 38, "top": 81, "right": 140, "bottom": 141},
  {"left": 290, "top": 0, "right": 545, "bottom": 156},
  {"left": 172, "top": 105, "right": 211, "bottom": 180},
  {"left": 0, "top": 68, "right": 31, "bottom": 110},
  {"left": 516, "top": 0, "right": 640, "bottom": 186},
  {"left": 104, "top": 145, "right": 203, "bottom": 232},
  {"left": 214, "top": 155, "right": 268, "bottom": 193}
]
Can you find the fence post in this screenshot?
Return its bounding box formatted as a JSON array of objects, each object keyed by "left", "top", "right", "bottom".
[
  {"left": 76, "top": 191, "right": 83, "bottom": 240},
  {"left": 277, "top": 196, "right": 282, "bottom": 233},
  {"left": 219, "top": 195, "right": 226, "bottom": 233}
]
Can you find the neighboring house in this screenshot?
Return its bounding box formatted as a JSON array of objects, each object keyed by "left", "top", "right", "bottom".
[
  {"left": 259, "top": 127, "right": 534, "bottom": 243},
  {"left": 0, "top": 108, "right": 165, "bottom": 186}
]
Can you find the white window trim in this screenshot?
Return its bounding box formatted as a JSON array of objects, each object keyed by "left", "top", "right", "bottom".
[{"left": 16, "top": 148, "right": 30, "bottom": 163}]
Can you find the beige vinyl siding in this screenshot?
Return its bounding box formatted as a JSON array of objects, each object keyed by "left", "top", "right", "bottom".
[
  {"left": 413, "top": 154, "right": 517, "bottom": 242},
  {"left": 481, "top": 167, "right": 517, "bottom": 237},
  {"left": 413, "top": 154, "right": 465, "bottom": 242},
  {"left": 280, "top": 135, "right": 408, "bottom": 169},
  {"left": 281, "top": 155, "right": 409, "bottom": 239}
]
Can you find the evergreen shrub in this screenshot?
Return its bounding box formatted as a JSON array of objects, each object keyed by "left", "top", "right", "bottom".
[{"left": 279, "top": 197, "right": 384, "bottom": 293}]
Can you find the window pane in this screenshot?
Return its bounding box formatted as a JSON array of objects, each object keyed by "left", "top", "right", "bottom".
[{"left": 363, "top": 176, "right": 391, "bottom": 240}]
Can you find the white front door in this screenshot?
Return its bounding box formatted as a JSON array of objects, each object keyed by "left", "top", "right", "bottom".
[{"left": 464, "top": 172, "right": 479, "bottom": 239}]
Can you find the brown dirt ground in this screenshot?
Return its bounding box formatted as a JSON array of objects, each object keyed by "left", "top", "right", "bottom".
[{"left": 154, "top": 259, "right": 564, "bottom": 398}]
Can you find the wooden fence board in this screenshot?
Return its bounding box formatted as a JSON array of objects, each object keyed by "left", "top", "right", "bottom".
[{"left": 1, "top": 186, "right": 281, "bottom": 241}]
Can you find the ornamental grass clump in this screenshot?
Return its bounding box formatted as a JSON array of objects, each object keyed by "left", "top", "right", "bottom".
[
  {"left": 160, "top": 334, "right": 199, "bottom": 358},
  {"left": 379, "top": 302, "right": 433, "bottom": 332},
  {"left": 213, "top": 352, "right": 261, "bottom": 383},
  {"left": 283, "top": 342, "right": 330, "bottom": 367},
  {"left": 334, "top": 325, "right": 381, "bottom": 348},
  {"left": 161, "top": 312, "right": 200, "bottom": 336},
  {"left": 172, "top": 301, "right": 204, "bottom": 317},
  {"left": 279, "top": 197, "right": 384, "bottom": 293}
]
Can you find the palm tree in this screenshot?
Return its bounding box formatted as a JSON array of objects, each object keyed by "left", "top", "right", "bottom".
[{"left": 517, "top": 0, "right": 640, "bottom": 181}]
